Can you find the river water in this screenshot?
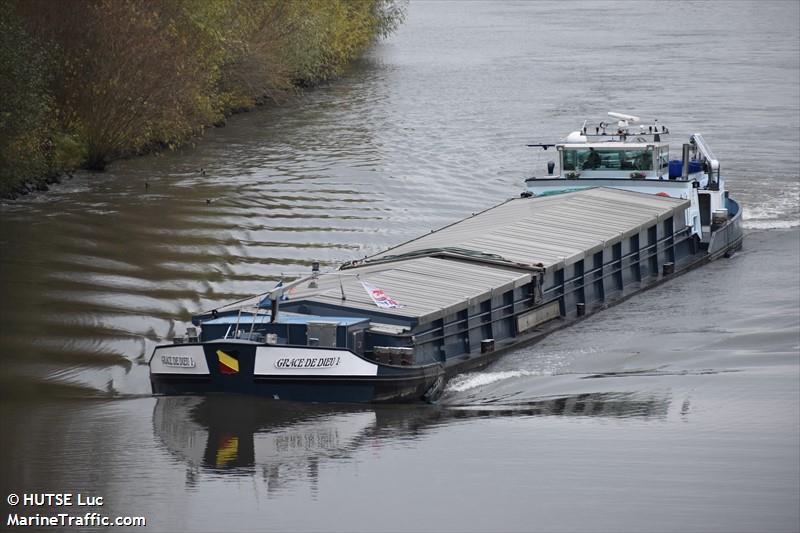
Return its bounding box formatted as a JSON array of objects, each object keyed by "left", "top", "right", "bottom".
[{"left": 1, "top": 1, "right": 798, "bottom": 532}]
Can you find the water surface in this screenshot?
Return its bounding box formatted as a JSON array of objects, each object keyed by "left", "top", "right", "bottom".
[{"left": 1, "top": 1, "right": 798, "bottom": 532}]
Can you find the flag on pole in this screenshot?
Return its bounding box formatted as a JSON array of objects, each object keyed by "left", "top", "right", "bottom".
[
  {"left": 360, "top": 280, "right": 402, "bottom": 309},
  {"left": 258, "top": 280, "right": 289, "bottom": 308}
]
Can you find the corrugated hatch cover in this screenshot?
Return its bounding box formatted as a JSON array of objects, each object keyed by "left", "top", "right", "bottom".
[
  {"left": 294, "top": 188, "right": 686, "bottom": 321},
  {"left": 370, "top": 187, "right": 688, "bottom": 269},
  {"left": 304, "top": 256, "right": 531, "bottom": 321}
]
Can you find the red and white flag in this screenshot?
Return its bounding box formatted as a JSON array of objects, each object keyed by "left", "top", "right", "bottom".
[{"left": 360, "top": 280, "right": 402, "bottom": 309}]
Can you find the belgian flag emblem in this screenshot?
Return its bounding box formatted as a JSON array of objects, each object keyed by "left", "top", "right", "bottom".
[{"left": 216, "top": 350, "right": 239, "bottom": 374}]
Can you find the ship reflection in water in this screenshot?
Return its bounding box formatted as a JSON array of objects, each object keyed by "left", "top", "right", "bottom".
[{"left": 153, "top": 392, "right": 672, "bottom": 490}]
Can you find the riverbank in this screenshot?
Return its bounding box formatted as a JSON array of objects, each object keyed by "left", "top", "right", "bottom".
[
  {"left": 0, "top": 0, "right": 403, "bottom": 200},
  {"left": 1, "top": 171, "right": 68, "bottom": 199}
]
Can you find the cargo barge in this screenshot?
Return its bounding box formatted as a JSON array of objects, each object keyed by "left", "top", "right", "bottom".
[{"left": 149, "top": 113, "right": 743, "bottom": 402}]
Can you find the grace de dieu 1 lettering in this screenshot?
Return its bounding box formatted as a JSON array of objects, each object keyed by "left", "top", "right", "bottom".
[{"left": 274, "top": 357, "right": 341, "bottom": 369}]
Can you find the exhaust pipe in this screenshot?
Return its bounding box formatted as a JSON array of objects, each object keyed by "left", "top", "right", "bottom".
[{"left": 681, "top": 144, "right": 690, "bottom": 180}]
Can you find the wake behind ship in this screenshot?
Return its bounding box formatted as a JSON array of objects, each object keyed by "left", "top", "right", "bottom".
[{"left": 149, "top": 113, "right": 743, "bottom": 403}]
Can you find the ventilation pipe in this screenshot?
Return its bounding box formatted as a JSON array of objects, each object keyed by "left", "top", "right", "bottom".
[{"left": 681, "top": 144, "right": 690, "bottom": 180}]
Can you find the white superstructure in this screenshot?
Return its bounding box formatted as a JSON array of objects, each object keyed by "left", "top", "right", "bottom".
[{"left": 525, "top": 112, "right": 731, "bottom": 244}]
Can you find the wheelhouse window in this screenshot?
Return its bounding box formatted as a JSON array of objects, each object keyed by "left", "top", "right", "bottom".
[
  {"left": 657, "top": 147, "right": 669, "bottom": 175},
  {"left": 563, "top": 148, "right": 654, "bottom": 171}
]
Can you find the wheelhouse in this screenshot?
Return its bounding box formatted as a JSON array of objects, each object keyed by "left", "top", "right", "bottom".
[{"left": 560, "top": 142, "right": 670, "bottom": 179}]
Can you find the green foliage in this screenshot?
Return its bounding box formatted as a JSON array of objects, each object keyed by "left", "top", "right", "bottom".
[
  {"left": 279, "top": 0, "right": 406, "bottom": 85},
  {"left": 0, "top": 0, "right": 405, "bottom": 191},
  {"left": 0, "top": 9, "right": 57, "bottom": 192},
  {"left": 52, "top": 133, "right": 87, "bottom": 171}
]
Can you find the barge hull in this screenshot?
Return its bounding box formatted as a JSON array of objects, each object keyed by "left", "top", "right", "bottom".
[{"left": 150, "top": 342, "right": 444, "bottom": 403}]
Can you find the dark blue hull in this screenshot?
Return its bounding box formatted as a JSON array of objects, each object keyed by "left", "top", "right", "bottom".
[{"left": 150, "top": 341, "right": 444, "bottom": 403}]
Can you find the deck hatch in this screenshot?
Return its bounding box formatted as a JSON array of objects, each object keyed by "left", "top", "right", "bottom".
[{"left": 369, "top": 187, "right": 687, "bottom": 270}]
